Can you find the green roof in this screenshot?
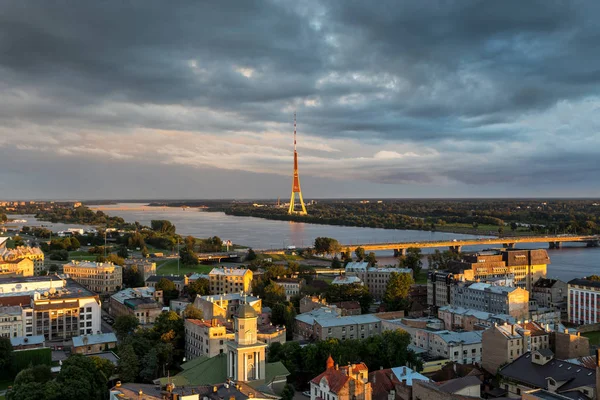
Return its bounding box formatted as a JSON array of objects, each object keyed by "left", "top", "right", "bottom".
[{"left": 159, "top": 355, "right": 289, "bottom": 387}]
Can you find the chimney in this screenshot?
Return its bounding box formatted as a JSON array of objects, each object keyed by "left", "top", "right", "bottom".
[{"left": 402, "top": 366, "right": 406, "bottom": 375}]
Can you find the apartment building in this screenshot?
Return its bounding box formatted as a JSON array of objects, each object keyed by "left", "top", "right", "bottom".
[
  {"left": 438, "top": 305, "right": 515, "bottom": 331},
  {"left": 109, "top": 287, "right": 163, "bottom": 325},
  {"left": 208, "top": 267, "right": 253, "bottom": 294},
  {"left": 451, "top": 282, "right": 529, "bottom": 319},
  {"left": 449, "top": 249, "right": 549, "bottom": 290},
  {"left": 346, "top": 262, "right": 413, "bottom": 299},
  {"left": 63, "top": 260, "right": 123, "bottom": 293},
  {"left": 0, "top": 246, "right": 44, "bottom": 275},
  {"left": 0, "top": 275, "right": 101, "bottom": 340},
  {"left": 123, "top": 259, "right": 156, "bottom": 281},
  {"left": 482, "top": 321, "right": 550, "bottom": 373},
  {"left": 427, "top": 271, "right": 460, "bottom": 308},
  {"left": 296, "top": 307, "right": 381, "bottom": 341},
  {"left": 194, "top": 293, "right": 261, "bottom": 322},
  {"left": 0, "top": 258, "right": 34, "bottom": 277},
  {"left": 531, "top": 278, "right": 567, "bottom": 310},
  {"left": 0, "top": 305, "right": 25, "bottom": 338},
  {"left": 567, "top": 278, "right": 600, "bottom": 325},
  {"left": 273, "top": 277, "right": 305, "bottom": 300},
  {"left": 413, "top": 329, "right": 483, "bottom": 364},
  {"left": 72, "top": 332, "right": 117, "bottom": 355}
]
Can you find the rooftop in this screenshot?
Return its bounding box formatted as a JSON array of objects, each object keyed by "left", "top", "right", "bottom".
[
  {"left": 10, "top": 335, "right": 45, "bottom": 347},
  {"left": 433, "top": 330, "right": 483, "bottom": 345},
  {"left": 110, "top": 286, "right": 156, "bottom": 305},
  {"left": 568, "top": 278, "right": 600, "bottom": 289},
  {"left": 332, "top": 276, "right": 362, "bottom": 285},
  {"left": 534, "top": 278, "right": 563, "bottom": 289},
  {"left": 315, "top": 314, "right": 380, "bottom": 328},
  {"left": 436, "top": 375, "right": 482, "bottom": 394},
  {"left": 72, "top": 332, "right": 117, "bottom": 347},
  {"left": 345, "top": 262, "right": 369, "bottom": 271},
  {"left": 209, "top": 267, "right": 250, "bottom": 276},
  {"left": 64, "top": 260, "right": 121, "bottom": 270},
  {"left": 0, "top": 275, "right": 97, "bottom": 299},
  {"left": 295, "top": 307, "right": 342, "bottom": 325},
  {"left": 390, "top": 366, "right": 430, "bottom": 386},
  {"left": 499, "top": 352, "right": 595, "bottom": 393},
  {"left": 199, "top": 293, "right": 260, "bottom": 304},
  {"left": 466, "top": 282, "right": 517, "bottom": 294}
]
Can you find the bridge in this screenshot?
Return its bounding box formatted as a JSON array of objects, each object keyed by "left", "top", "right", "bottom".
[
  {"left": 196, "top": 252, "right": 245, "bottom": 263},
  {"left": 341, "top": 235, "right": 600, "bottom": 256}
]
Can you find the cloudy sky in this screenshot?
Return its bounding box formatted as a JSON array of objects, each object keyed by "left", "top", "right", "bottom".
[{"left": 1, "top": 1, "right": 599, "bottom": 200}]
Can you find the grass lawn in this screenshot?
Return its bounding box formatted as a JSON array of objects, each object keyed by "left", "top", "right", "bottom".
[
  {"left": 260, "top": 253, "right": 305, "bottom": 262},
  {"left": 69, "top": 250, "right": 91, "bottom": 256},
  {"left": 582, "top": 331, "right": 600, "bottom": 346},
  {"left": 0, "top": 379, "right": 13, "bottom": 391},
  {"left": 414, "top": 270, "right": 427, "bottom": 284},
  {"left": 156, "top": 259, "right": 213, "bottom": 276}
]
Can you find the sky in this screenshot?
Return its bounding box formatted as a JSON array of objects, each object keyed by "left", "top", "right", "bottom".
[{"left": 1, "top": 1, "right": 599, "bottom": 200}]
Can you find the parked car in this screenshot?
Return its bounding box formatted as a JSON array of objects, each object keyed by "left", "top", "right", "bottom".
[{"left": 302, "top": 391, "right": 310, "bottom": 397}]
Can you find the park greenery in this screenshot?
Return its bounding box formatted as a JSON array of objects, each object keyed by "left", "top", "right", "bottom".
[{"left": 267, "top": 329, "right": 421, "bottom": 389}]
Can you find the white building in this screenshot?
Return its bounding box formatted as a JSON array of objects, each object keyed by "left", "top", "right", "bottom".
[
  {"left": 63, "top": 260, "right": 123, "bottom": 293},
  {"left": 332, "top": 275, "right": 363, "bottom": 285},
  {"left": 413, "top": 329, "right": 483, "bottom": 364},
  {"left": 345, "top": 262, "right": 413, "bottom": 299}
]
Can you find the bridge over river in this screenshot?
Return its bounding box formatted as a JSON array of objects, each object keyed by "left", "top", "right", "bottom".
[{"left": 341, "top": 235, "right": 600, "bottom": 256}]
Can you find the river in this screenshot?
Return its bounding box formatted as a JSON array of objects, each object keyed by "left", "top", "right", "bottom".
[{"left": 82, "top": 203, "right": 599, "bottom": 282}]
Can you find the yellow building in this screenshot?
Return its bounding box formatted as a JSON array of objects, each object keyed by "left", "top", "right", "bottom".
[
  {"left": 226, "top": 304, "right": 267, "bottom": 382},
  {"left": 0, "top": 258, "right": 34, "bottom": 277},
  {"left": 208, "top": 267, "right": 253, "bottom": 295},
  {"left": 451, "top": 249, "right": 549, "bottom": 291},
  {"left": 63, "top": 260, "right": 123, "bottom": 293},
  {"left": 0, "top": 246, "right": 44, "bottom": 275}
]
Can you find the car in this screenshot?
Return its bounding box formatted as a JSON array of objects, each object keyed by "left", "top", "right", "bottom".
[{"left": 302, "top": 391, "right": 310, "bottom": 397}]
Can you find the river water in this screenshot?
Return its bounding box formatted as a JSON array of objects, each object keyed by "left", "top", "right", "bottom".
[
  {"left": 8, "top": 204, "right": 599, "bottom": 281},
  {"left": 83, "top": 203, "right": 599, "bottom": 282}
]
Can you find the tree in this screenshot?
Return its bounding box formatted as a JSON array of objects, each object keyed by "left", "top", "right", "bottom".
[
  {"left": 183, "top": 304, "right": 203, "bottom": 320},
  {"left": 498, "top": 226, "right": 504, "bottom": 236},
  {"left": 113, "top": 315, "right": 139, "bottom": 340},
  {"left": 355, "top": 246, "right": 366, "bottom": 262},
  {"left": 341, "top": 248, "right": 352, "bottom": 264},
  {"left": 123, "top": 265, "right": 145, "bottom": 288},
  {"left": 281, "top": 384, "right": 295, "bottom": 400},
  {"left": 96, "top": 253, "right": 125, "bottom": 266},
  {"left": 12, "top": 236, "right": 25, "bottom": 247},
  {"left": 141, "top": 245, "right": 149, "bottom": 258},
  {"left": 180, "top": 247, "right": 199, "bottom": 265},
  {"left": 246, "top": 248, "right": 257, "bottom": 261},
  {"left": 187, "top": 278, "right": 209, "bottom": 300},
  {"left": 427, "top": 250, "right": 461, "bottom": 270},
  {"left": 48, "top": 264, "right": 59, "bottom": 273},
  {"left": 511, "top": 222, "right": 518, "bottom": 232},
  {"left": 383, "top": 272, "right": 414, "bottom": 312},
  {"left": 156, "top": 278, "right": 179, "bottom": 306},
  {"left": 58, "top": 354, "right": 108, "bottom": 400},
  {"left": 153, "top": 311, "right": 184, "bottom": 357},
  {"left": 331, "top": 256, "right": 342, "bottom": 269},
  {"left": 365, "top": 252, "right": 377, "bottom": 267},
  {"left": 325, "top": 283, "right": 373, "bottom": 314},
  {"left": 271, "top": 302, "right": 296, "bottom": 340},
  {"left": 68, "top": 236, "right": 81, "bottom": 250},
  {"left": 117, "top": 344, "right": 139, "bottom": 383},
  {"left": 90, "top": 355, "right": 115, "bottom": 381},
  {"left": 314, "top": 237, "right": 342, "bottom": 256},
  {"left": 399, "top": 247, "right": 423, "bottom": 276},
  {"left": 117, "top": 246, "right": 129, "bottom": 259},
  {"left": 264, "top": 283, "right": 286, "bottom": 307},
  {"left": 150, "top": 220, "right": 176, "bottom": 234},
  {"left": 0, "top": 337, "right": 12, "bottom": 370}
]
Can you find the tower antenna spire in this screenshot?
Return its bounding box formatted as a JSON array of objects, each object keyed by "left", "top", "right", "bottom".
[{"left": 288, "top": 111, "right": 307, "bottom": 215}]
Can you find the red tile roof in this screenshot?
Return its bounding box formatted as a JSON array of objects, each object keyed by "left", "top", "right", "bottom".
[{"left": 311, "top": 368, "right": 350, "bottom": 394}]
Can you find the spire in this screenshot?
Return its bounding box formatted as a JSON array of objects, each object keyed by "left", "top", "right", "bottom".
[
  {"left": 326, "top": 354, "right": 335, "bottom": 369},
  {"left": 294, "top": 111, "right": 297, "bottom": 151},
  {"left": 288, "top": 112, "right": 307, "bottom": 215}
]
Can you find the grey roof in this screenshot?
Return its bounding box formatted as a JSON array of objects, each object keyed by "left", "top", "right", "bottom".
[
  {"left": 434, "top": 330, "right": 483, "bottom": 345},
  {"left": 10, "top": 335, "right": 44, "bottom": 347},
  {"left": 315, "top": 314, "right": 380, "bottom": 328},
  {"left": 499, "top": 352, "right": 596, "bottom": 393},
  {"left": 72, "top": 332, "right": 117, "bottom": 347},
  {"left": 437, "top": 375, "right": 482, "bottom": 394},
  {"left": 569, "top": 278, "right": 600, "bottom": 289}
]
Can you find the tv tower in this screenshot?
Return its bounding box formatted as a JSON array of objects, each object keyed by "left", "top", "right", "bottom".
[{"left": 288, "top": 112, "right": 307, "bottom": 215}]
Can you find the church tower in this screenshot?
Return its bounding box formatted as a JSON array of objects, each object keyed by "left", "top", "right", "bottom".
[
  {"left": 226, "top": 302, "right": 267, "bottom": 381},
  {"left": 288, "top": 112, "right": 308, "bottom": 215}
]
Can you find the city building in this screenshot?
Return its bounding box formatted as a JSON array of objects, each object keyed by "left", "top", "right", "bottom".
[
  {"left": 0, "top": 246, "right": 44, "bottom": 275},
  {"left": 226, "top": 303, "right": 267, "bottom": 382},
  {"left": 330, "top": 301, "right": 362, "bottom": 316},
  {"left": 438, "top": 305, "right": 516, "bottom": 331},
  {"left": 346, "top": 262, "right": 413, "bottom": 299},
  {"left": 451, "top": 282, "right": 529, "bottom": 319},
  {"left": 498, "top": 349, "right": 596, "bottom": 398},
  {"left": 482, "top": 321, "right": 550, "bottom": 373},
  {"left": 63, "top": 260, "right": 123, "bottom": 293},
  {"left": 411, "top": 377, "right": 482, "bottom": 400},
  {"left": 0, "top": 275, "right": 101, "bottom": 340},
  {"left": 299, "top": 295, "right": 328, "bottom": 314},
  {"left": 427, "top": 271, "right": 459, "bottom": 308},
  {"left": 109, "top": 287, "right": 163, "bottom": 325},
  {"left": 448, "top": 249, "right": 549, "bottom": 291},
  {"left": 332, "top": 275, "right": 363, "bottom": 285},
  {"left": 567, "top": 278, "right": 600, "bottom": 325},
  {"left": 0, "top": 305, "right": 25, "bottom": 338},
  {"left": 146, "top": 275, "right": 188, "bottom": 292},
  {"left": 10, "top": 335, "right": 45, "bottom": 350},
  {"left": 273, "top": 277, "right": 305, "bottom": 300},
  {"left": 413, "top": 329, "right": 483, "bottom": 364},
  {"left": 208, "top": 267, "right": 253, "bottom": 295},
  {"left": 194, "top": 293, "right": 261, "bottom": 322},
  {"left": 310, "top": 356, "right": 372, "bottom": 400},
  {"left": 72, "top": 332, "right": 117, "bottom": 355},
  {"left": 532, "top": 278, "right": 567, "bottom": 311},
  {"left": 123, "top": 259, "right": 156, "bottom": 281},
  {"left": 110, "top": 381, "right": 275, "bottom": 400},
  {"left": 0, "top": 258, "right": 34, "bottom": 277},
  {"left": 368, "top": 365, "right": 430, "bottom": 400},
  {"left": 295, "top": 307, "right": 381, "bottom": 341}
]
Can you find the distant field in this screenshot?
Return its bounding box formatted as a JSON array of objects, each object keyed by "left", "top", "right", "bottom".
[
  {"left": 582, "top": 331, "right": 600, "bottom": 345},
  {"left": 435, "top": 223, "right": 536, "bottom": 237},
  {"left": 156, "top": 259, "right": 213, "bottom": 276}
]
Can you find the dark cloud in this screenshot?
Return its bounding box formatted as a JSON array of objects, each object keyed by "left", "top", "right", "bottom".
[{"left": 0, "top": 1, "right": 599, "bottom": 197}]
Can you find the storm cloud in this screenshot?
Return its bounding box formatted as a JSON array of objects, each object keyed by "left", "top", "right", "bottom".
[{"left": 0, "top": 0, "right": 599, "bottom": 199}]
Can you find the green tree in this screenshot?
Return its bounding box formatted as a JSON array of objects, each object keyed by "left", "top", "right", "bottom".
[
  {"left": 141, "top": 245, "right": 149, "bottom": 258},
  {"left": 139, "top": 347, "right": 160, "bottom": 382},
  {"left": 90, "top": 355, "right": 115, "bottom": 381},
  {"left": 123, "top": 265, "right": 145, "bottom": 288},
  {"left": 0, "top": 336, "right": 12, "bottom": 370},
  {"left": 399, "top": 247, "right": 423, "bottom": 276},
  {"left": 383, "top": 272, "right": 414, "bottom": 312},
  {"left": 355, "top": 246, "right": 365, "bottom": 261},
  {"left": 187, "top": 278, "right": 209, "bottom": 300},
  {"left": 68, "top": 236, "right": 81, "bottom": 250},
  {"left": 331, "top": 256, "right": 342, "bottom": 269},
  {"left": 427, "top": 250, "right": 461, "bottom": 270},
  {"left": 341, "top": 248, "right": 352, "bottom": 264},
  {"left": 58, "top": 354, "right": 108, "bottom": 400},
  {"left": 246, "top": 248, "right": 257, "bottom": 261},
  {"left": 117, "top": 344, "right": 139, "bottom": 383},
  {"left": 510, "top": 222, "right": 518, "bottom": 232},
  {"left": 281, "top": 384, "right": 295, "bottom": 400},
  {"left": 325, "top": 283, "right": 373, "bottom": 314},
  {"left": 180, "top": 247, "right": 199, "bottom": 265},
  {"left": 113, "top": 314, "right": 140, "bottom": 340},
  {"left": 183, "top": 304, "right": 203, "bottom": 319},
  {"left": 150, "top": 220, "right": 176, "bottom": 235},
  {"left": 156, "top": 278, "right": 179, "bottom": 306},
  {"left": 117, "top": 246, "right": 129, "bottom": 259},
  {"left": 314, "top": 237, "right": 342, "bottom": 256},
  {"left": 12, "top": 236, "right": 25, "bottom": 247},
  {"left": 271, "top": 302, "right": 296, "bottom": 340},
  {"left": 365, "top": 252, "right": 377, "bottom": 267},
  {"left": 264, "top": 283, "right": 286, "bottom": 307},
  {"left": 498, "top": 226, "right": 504, "bottom": 236}
]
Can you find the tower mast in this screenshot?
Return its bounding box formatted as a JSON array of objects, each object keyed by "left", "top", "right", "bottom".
[{"left": 288, "top": 112, "right": 307, "bottom": 215}]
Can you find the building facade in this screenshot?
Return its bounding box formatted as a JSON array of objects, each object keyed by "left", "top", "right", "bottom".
[
  {"left": 109, "top": 287, "right": 163, "bottom": 325},
  {"left": 123, "top": 259, "right": 156, "bottom": 281},
  {"left": 63, "top": 261, "right": 123, "bottom": 293},
  {"left": 346, "top": 262, "right": 413, "bottom": 300},
  {"left": 413, "top": 329, "right": 483, "bottom": 365},
  {"left": 531, "top": 278, "right": 567, "bottom": 309},
  {"left": 451, "top": 282, "right": 529, "bottom": 319},
  {"left": 194, "top": 293, "right": 261, "bottom": 322},
  {"left": 567, "top": 278, "right": 600, "bottom": 325},
  {"left": 310, "top": 356, "right": 372, "bottom": 400},
  {"left": 0, "top": 258, "right": 34, "bottom": 277},
  {"left": 146, "top": 275, "right": 188, "bottom": 292},
  {"left": 0, "top": 246, "right": 44, "bottom": 275},
  {"left": 72, "top": 332, "right": 117, "bottom": 355},
  {"left": 0, "top": 305, "right": 25, "bottom": 338},
  {"left": 226, "top": 304, "right": 267, "bottom": 382},
  {"left": 427, "top": 271, "right": 459, "bottom": 308},
  {"left": 208, "top": 267, "right": 253, "bottom": 295},
  {"left": 273, "top": 277, "right": 305, "bottom": 300}
]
